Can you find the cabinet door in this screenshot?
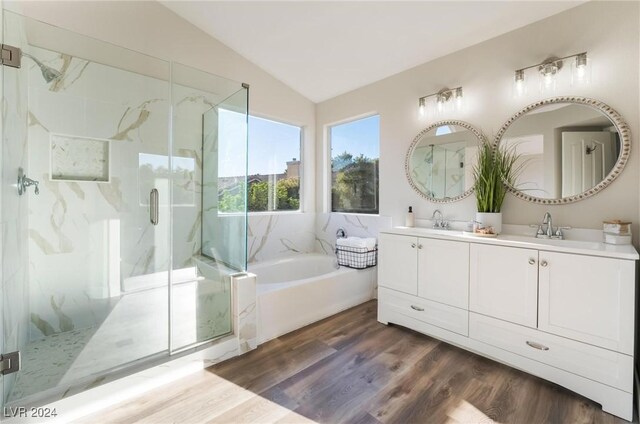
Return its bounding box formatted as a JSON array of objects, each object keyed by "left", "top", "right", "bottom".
[
  {"left": 538, "top": 251, "right": 635, "bottom": 355},
  {"left": 418, "top": 238, "right": 469, "bottom": 309},
  {"left": 470, "top": 244, "right": 538, "bottom": 328},
  {"left": 378, "top": 233, "right": 418, "bottom": 295}
]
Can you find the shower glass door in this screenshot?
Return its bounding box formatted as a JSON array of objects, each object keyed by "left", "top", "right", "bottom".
[
  {"left": 2, "top": 11, "right": 172, "bottom": 408},
  {"left": 0, "top": 4, "right": 5, "bottom": 409},
  {"left": 170, "top": 63, "right": 247, "bottom": 352}
]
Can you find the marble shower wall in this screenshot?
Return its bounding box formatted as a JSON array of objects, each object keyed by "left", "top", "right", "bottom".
[
  {"left": 25, "top": 45, "right": 172, "bottom": 340},
  {"left": 24, "top": 46, "right": 244, "bottom": 344},
  {"left": 315, "top": 213, "right": 392, "bottom": 255},
  {"left": 245, "top": 212, "right": 390, "bottom": 265},
  {"left": 247, "top": 213, "right": 316, "bottom": 263}
]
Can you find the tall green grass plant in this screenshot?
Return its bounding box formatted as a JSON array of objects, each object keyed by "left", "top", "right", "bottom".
[{"left": 473, "top": 142, "right": 525, "bottom": 213}]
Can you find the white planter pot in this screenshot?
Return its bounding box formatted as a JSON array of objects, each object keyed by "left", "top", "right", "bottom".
[{"left": 475, "top": 212, "right": 502, "bottom": 234}]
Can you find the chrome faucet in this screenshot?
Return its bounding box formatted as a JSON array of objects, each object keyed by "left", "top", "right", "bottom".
[
  {"left": 431, "top": 209, "right": 448, "bottom": 229},
  {"left": 534, "top": 212, "right": 571, "bottom": 240},
  {"left": 542, "top": 212, "right": 554, "bottom": 238}
]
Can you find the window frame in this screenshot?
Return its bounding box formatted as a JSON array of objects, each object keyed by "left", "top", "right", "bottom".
[{"left": 326, "top": 113, "right": 380, "bottom": 215}]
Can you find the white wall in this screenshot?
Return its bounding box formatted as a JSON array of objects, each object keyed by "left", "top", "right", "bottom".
[{"left": 316, "top": 1, "right": 640, "bottom": 242}]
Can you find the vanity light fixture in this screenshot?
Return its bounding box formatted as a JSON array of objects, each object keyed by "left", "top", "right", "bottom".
[
  {"left": 513, "top": 52, "right": 590, "bottom": 97},
  {"left": 418, "top": 86, "right": 463, "bottom": 117},
  {"left": 539, "top": 57, "right": 562, "bottom": 92}
]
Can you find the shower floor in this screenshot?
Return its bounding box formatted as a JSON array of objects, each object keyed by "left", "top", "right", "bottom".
[{"left": 7, "top": 278, "right": 231, "bottom": 404}]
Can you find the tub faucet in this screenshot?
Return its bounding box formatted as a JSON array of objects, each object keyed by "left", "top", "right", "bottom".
[{"left": 336, "top": 228, "right": 347, "bottom": 239}]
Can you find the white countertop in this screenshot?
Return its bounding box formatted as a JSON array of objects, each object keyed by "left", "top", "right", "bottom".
[{"left": 381, "top": 226, "right": 640, "bottom": 260}]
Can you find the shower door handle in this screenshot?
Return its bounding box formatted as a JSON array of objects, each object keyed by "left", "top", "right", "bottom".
[{"left": 150, "top": 189, "right": 159, "bottom": 225}]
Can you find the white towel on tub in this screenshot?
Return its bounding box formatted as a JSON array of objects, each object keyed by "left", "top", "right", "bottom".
[{"left": 336, "top": 237, "right": 377, "bottom": 250}]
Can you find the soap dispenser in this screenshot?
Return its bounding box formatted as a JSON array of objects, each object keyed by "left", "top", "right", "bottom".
[{"left": 405, "top": 206, "right": 415, "bottom": 227}]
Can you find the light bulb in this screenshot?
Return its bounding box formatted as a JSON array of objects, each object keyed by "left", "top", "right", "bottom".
[
  {"left": 539, "top": 62, "right": 558, "bottom": 93},
  {"left": 454, "top": 88, "right": 463, "bottom": 110},
  {"left": 513, "top": 70, "right": 526, "bottom": 97},
  {"left": 419, "top": 98, "right": 425, "bottom": 117},
  {"left": 543, "top": 70, "right": 554, "bottom": 87},
  {"left": 572, "top": 53, "right": 590, "bottom": 86}
]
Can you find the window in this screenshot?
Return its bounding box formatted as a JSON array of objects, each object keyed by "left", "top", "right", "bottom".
[
  {"left": 218, "top": 114, "right": 302, "bottom": 213},
  {"left": 330, "top": 115, "right": 379, "bottom": 214},
  {"left": 218, "top": 113, "right": 302, "bottom": 212}
]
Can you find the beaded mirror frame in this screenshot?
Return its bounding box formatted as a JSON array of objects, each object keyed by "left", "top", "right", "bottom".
[
  {"left": 405, "top": 120, "right": 486, "bottom": 203},
  {"left": 495, "top": 96, "right": 631, "bottom": 205}
]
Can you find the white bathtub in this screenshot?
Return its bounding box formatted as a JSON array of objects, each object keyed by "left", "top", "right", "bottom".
[{"left": 250, "top": 253, "right": 376, "bottom": 344}]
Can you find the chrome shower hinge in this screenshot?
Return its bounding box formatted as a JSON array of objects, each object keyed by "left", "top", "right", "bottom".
[
  {"left": 0, "top": 351, "right": 20, "bottom": 375},
  {"left": 1, "top": 44, "right": 22, "bottom": 68}
]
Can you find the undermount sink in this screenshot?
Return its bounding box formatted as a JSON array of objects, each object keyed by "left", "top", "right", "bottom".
[{"left": 497, "top": 234, "right": 603, "bottom": 250}]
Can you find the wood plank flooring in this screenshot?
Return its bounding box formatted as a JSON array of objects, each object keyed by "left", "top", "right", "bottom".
[{"left": 80, "top": 300, "right": 625, "bottom": 424}]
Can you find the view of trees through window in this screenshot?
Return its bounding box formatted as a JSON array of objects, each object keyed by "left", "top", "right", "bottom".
[
  {"left": 331, "top": 115, "right": 380, "bottom": 214},
  {"left": 218, "top": 114, "right": 301, "bottom": 212}
]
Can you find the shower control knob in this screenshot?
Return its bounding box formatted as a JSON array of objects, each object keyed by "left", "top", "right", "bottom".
[{"left": 17, "top": 168, "right": 40, "bottom": 196}]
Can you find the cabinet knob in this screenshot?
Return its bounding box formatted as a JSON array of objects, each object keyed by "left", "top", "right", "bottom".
[
  {"left": 411, "top": 243, "right": 416, "bottom": 248},
  {"left": 417, "top": 244, "right": 423, "bottom": 249},
  {"left": 528, "top": 258, "right": 535, "bottom": 265},
  {"left": 540, "top": 260, "right": 548, "bottom": 267}
]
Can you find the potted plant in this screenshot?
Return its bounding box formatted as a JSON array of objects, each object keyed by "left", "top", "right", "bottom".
[{"left": 472, "top": 141, "right": 523, "bottom": 234}]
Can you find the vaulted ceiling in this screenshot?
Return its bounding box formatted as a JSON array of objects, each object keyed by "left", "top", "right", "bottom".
[{"left": 163, "top": 1, "right": 583, "bottom": 103}]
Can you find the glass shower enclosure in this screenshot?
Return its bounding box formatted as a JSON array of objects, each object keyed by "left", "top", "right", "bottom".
[{"left": 0, "top": 11, "right": 248, "bottom": 410}]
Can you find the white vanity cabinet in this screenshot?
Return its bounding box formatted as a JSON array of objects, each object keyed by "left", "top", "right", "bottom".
[
  {"left": 418, "top": 238, "right": 469, "bottom": 309},
  {"left": 377, "top": 227, "right": 638, "bottom": 421},
  {"left": 379, "top": 233, "right": 469, "bottom": 304},
  {"left": 378, "top": 233, "right": 470, "bottom": 335},
  {"left": 538, "top": 251, "right": 635, "bottom": 355},
  {"left": 469, "top": 244, "right": 538, "bottom": 328},
  {"left": 378, "top": 233, "right": 418, "bottom": 295}
]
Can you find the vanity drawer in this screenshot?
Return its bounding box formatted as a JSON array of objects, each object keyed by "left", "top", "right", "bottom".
[
  {"left": 379, "top": 287, "right": 468, "bottom": 336},
  {"left": 469, "top": 312, "right": 633, "bottom": 392}
]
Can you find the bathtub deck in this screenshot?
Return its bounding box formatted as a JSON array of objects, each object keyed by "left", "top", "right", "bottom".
[{"left": 80, "top": 300, "right": 623, "bottom": 424}]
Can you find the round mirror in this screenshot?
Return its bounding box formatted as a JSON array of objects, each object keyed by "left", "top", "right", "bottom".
[
  {"left": 406, "top": 120, "right": 485, "bottom": 202},
  {"left": 496, "top": 97, "right": 631, "bottom": 204}
]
